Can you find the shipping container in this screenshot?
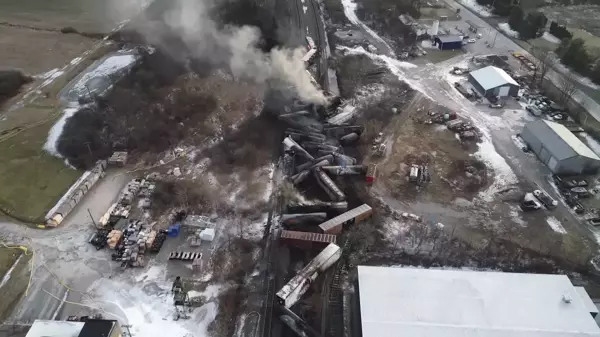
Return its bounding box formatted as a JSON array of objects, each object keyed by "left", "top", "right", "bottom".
[{"left": 318, "top": 204, "right": 372, "bottom": 234}]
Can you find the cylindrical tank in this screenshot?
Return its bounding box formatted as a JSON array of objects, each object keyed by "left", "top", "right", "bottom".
[{"left": 431, "top": 20, "right": 440, "bottom": 36}]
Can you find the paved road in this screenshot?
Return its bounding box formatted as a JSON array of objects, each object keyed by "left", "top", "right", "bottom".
[{"left": 448, "top": 0, "right": 600, "bottom": 121}]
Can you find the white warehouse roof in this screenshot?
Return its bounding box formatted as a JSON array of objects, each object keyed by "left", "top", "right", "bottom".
[
  {"left": 357, "top": 266, "right": 600, "bottom": 337},
  {"left": 469, "top": 65, "right": 518, "bottom": 90},
  {"left": 25, "top": 320, "right": 85, "bottom": 337},
  {"left": 542, "top": 120, "right": 600, "bottom": 160}
]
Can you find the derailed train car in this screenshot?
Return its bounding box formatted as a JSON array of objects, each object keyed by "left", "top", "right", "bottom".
[{"left": 276, "top": 243, "right": 341, "bottom": 308}]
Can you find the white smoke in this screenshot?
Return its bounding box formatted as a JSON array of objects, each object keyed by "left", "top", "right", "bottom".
[{"left": 127, "top": 0, "right": 327, "bottom": 104}]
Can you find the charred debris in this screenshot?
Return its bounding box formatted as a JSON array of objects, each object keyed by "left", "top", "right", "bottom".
[{"left": 268, "top": 96, "right": 377, "bottom": 337}]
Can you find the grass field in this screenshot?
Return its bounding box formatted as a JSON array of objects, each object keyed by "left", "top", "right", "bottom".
[
  {"left": 0, "top": 248, "right": 30, "bottom": 321},
  {"left": 0, "top": 0, "right": 128, "bottom": 32},
  {"left": 0, "top": 44, "right": 114, "bottom": 223}
]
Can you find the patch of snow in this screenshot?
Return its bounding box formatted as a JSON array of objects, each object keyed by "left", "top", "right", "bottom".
[
  {"left": 70, "top": 57, "right": 84, "bottom": 66},
  {"left": 579, "top": 133, "right": 600, "bottom": 156},
  {"left": 134, "top": 265, "right": 165, "bottom": 282},
  {"left": 546, "top": 216, "right": 567, "bottom": 234},
  {"left": 0, "top": 254, "right": 23, "bottom": 289},
  {"left": 43, "top": 107, "right": 80, "bottom": 157},
  {"left": 88, "top": 268, "right": 221, "bottom": 337},
  {"left": 39, "top": 68, "right": 60, "bottom": 79},
  {"left": 264, "top": 164, "right": 276, "bottom": 202},
  {"left": 475, "top": 133, "right": 518, "bottom": 202},
  {"left": 244, "top": 213, "right": 268, "bottom": 240},
  {"left": 553, "top": 61, "right": 600, "bottom": 89},
  {"left": 421, "top": 40, "right": 438, "bottom": 49},
  {"left": 542, "top": 32, "right": 561, "bottom": 44},
  {"left": 338, "top": 46, "right": 424, "bottom": 95},
  {"left": 188, "top": 284, "right": 222, "bottom": 300},
  {"left": 303, "top": 5, "right": 308, "bottom": 14},
  {"left": 498, "top": 23, "right": 519, "bottom": 38},
  {"left": 384, "top": 220, "right": 411, "bottom": 238},
  {"left": 459, "top": 0, "right": 492, "bottom": 17},
  {"left": 509, "top": 205, "right": 526, "bottom": 226},
  {"left": 41, "top": 69, "right": 65, "bottom": 87},
  {"left": 340, "top": 0, "right": 395, "bottom": 55}
]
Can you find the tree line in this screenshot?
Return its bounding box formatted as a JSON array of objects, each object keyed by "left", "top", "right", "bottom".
[{"left": 505, "top": 7, "right": 600, "bottom": 85}]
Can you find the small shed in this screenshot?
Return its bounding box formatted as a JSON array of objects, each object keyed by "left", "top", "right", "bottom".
[
  {"left": 520, "top": 120, "right": 600, "bottom": 174},
  {"left": 468, "top": 65, "right": 519, "bottom": 97},
  {"left": 434, "top": 35, "right": 463, "bottom": 50}
]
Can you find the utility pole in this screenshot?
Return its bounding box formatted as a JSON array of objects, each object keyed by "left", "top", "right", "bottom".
[
  {"left": 491, "top": 31, "right": 498, "bottom": 48},
  {"left": 88, "top": 208, "right": 97, "bottom": 227}
]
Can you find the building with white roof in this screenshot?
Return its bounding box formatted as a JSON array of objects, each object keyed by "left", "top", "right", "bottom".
[
  {"left": 356, "top": 266, "right": 600, "bottom": 337},
  {"left": 521, "top": 119, "right": 600, "bottom": 174},
  {"left": 468, "top": 65, "right": 519, "bottom": 97}
]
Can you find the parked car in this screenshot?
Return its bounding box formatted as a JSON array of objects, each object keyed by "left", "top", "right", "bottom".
[
  {"left": 533, "top": 189, "right": 558, "bottom": 209},
  {"left": 489, "top": 102, "right": 504, "bottom": 108},
  {"left": 589, "top": 218, "right": 600, "bottom": 226},
  {"left": 521, "top": 193, "right": 542, "bottom": 211},
  {"left": 571, "top": 187, "right": 592, "bottom": 198},
  {"left": 467, "top": 38, "right": 476, "bottom": 43}
]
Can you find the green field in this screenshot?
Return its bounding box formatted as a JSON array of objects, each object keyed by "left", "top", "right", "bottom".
[
  {"left": 0, "top": 114, "right": 81, "bottom": 223},
  {"left": 0, "top": 44, "right": 114, "bottom": 223}
]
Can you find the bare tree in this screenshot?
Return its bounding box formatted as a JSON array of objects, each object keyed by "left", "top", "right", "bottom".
[
  {"left": 531, "top": 47, "right": 556, "bottom": 86},
  {"left": 558, "top": 71, "right": 578, "bottom": 106}
]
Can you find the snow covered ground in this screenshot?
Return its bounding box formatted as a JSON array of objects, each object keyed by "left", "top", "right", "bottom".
[
  {"left": 340, "top": 0, "right": 395, "bottom": 55},
  {"left": 43, "top": 107, "right": 80, "bottom": 157},
  {"left": 459, "top": 0, "right": 492, "bottom": 17},
  {"left": 546, "top": 216, "right": 567, "bottom": 234},
  {"left": 88, "top": 264, "right": 222, "bottom": 337},
  {"left": 542, "top": 32, "right": 561, "bottom": 44},
  {"left": 498, "top": 23, "right": 519, "bottom": 38}
]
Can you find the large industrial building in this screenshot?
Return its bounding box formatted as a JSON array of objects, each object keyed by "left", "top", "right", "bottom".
[
  {"left": 468, "top": 65, "right": 519, "bottom": 97},
  {"left": 354, "top": 266, "right": 600, "bottom": 337},
  {"left": 521, "top": 120, "right": 600, "bottom": 174}
]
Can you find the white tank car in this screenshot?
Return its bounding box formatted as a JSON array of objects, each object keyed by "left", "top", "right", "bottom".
[{"left": 276, "top": 243, "right": 342, "bottom": 308}]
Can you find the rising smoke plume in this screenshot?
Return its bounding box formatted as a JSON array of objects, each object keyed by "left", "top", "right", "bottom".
[{"left": 123, "top": 0, "right": 327, "bottom": 104}]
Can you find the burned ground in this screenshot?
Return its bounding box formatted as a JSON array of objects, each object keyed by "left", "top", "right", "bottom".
[{"left": 57, "top": 48, "right": 264, "bottom": 170}]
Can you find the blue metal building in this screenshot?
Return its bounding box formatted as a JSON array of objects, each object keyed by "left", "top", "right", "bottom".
[{"left": 434, "top": 35, "right": 463, "bottom": 50}]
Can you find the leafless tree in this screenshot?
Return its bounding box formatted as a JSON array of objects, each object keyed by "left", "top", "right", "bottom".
[
  {"left": 558, "top": 71, "right": 578, "bottom": 105},
  {"left": 531, "top": 47, "right": 556, "bottom": 86}
]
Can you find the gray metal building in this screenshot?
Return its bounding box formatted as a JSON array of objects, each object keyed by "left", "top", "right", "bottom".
[
  {"left": 521, "top": 120, "right": 600, "bottom": 174},
  {"left": 468, "top": 66, "right": 519, "bottom": 97}
]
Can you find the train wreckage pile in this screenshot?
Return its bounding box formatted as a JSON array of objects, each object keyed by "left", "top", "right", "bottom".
[{"left": 270, "top": 98, "right": 375, "bottom": 336}]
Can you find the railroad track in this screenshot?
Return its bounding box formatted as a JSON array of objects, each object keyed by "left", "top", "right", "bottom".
[{"left": 308, "top": 0, "right": 326, "bottom": 84}]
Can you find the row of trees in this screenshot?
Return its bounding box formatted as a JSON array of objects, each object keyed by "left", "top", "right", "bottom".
[
  {"left": 549, "top": 21, "right": 572, "bottom": 40},
  {"left": 508, "top": 7, "right": 547, "bottom": 40},
  {"left": 556, "top": 38, "right": 600, "bottom": 84},
  {"left": 476, "top": 0, "right": 519, "bottom": 16}
]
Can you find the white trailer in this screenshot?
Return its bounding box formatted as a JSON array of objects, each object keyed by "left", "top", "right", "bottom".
[{"left": 276, "top": 243, "right": 341, "bottom": 308}]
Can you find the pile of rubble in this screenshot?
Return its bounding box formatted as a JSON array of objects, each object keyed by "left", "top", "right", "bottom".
[{"left": 273, "top": 98, "right": 375, "bottom": 238}]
